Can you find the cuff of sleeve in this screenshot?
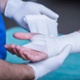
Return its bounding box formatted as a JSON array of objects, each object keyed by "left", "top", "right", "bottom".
[
  {"left": 4, "top": 0, "right": 23, "bottom": 18},
  {"left": 28, "top": 64, "right": 38, "bottom": 80}
]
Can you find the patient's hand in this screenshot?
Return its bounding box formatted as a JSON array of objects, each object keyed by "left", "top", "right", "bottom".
[{"left": 5, "top": 33, "right": 48, "bottom": 62}]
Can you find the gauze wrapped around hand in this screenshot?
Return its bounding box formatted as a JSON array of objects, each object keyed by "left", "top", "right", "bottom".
[
  {"left": 23, "top": 34, "right": 61, "bottom": 57},
  {"left": 28, "top": 45, "right": 71, "bottom": 80},
  {"left": 23, "top": 32, "right": 80, "bottom": 57},
  {"left": 24, "top": 15, "right": 58, "bottom": 38}
]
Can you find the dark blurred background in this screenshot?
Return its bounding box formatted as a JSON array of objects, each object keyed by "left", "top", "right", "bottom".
[{"left": 2, "top": 0, "right": 80, "bottom": 34}]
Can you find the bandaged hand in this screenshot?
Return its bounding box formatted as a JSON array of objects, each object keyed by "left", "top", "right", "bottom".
[
  {"left": 5, "top": 31, "right": 80, "bottom": 62},
  {"left": 5, "top": 33, "right": 48, "bottom": 61},
  {"left": 5, "top": 42, "right": 71, "bottom": 80},
  {"left": 4, "top": 0, "right": 59, "bottom": 30},
  {"left": 22, "top": 31, "right": 80, "bottom": 62},
  {"left": 5, "top": 39, "right": 71, "bottom": 80}
]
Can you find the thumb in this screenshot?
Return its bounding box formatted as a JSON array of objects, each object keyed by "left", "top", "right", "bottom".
[
  {"left": 13, "top": 32, "right": 38, "bottom": 40},
  {"left": 40, "top": 5, "right": 59, "bottom": 20}
]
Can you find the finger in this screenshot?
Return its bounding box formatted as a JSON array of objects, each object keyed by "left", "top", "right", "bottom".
[
  {"left": 23, "top": 49, "right": 48, "bottom": 62},
  {"left": 5, "top": 44, "right": 15, "bottom": 54},
  {"left": 13, "top": 32, "right": 38, "bottom": 40},
  {"left": 15, "top": 46, "right": 23, "bottom": 57},
  {"left": 23, "top": 50, "right": 34, "bottom": 61},
  {"left": 10, "top": 44, "right": 17, "bottom": 53},
  {"left": 40, "top": 5, "right": 59, "bottom": 20},
  {"left": 10, "top": 44, "right": 21, "bottom": 57},
  {"left": 16, "top": 46, "right": 28, "bottom": 60},
  {"left": 10, "top": 44, "right": 19, "bottom": 55}
]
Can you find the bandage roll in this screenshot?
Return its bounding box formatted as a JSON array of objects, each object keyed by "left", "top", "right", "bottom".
[{"left": 24, "top": 15, "right": 58, "bottom": 38}]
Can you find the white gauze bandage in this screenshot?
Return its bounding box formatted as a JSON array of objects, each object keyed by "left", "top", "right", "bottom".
[
  {"left": 24, "top": 15, "right": 58, "bottom": 38},
  {"left": 28, "top": 45, "right": 71, "bottom": 80},
  {"left": 23, "top": 32, "right": 80, "bottom": 57}
]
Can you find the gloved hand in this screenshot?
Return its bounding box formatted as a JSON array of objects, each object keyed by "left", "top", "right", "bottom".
[
  {"left": 4, "top": 0, "right": 59, "bottom": 31},
  {"left": 28, "top": 45, "right": 71, "bottom": 80}
]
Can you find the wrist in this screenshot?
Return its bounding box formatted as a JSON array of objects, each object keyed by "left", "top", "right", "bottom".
[{"left": 0, "top": 0, "right": 8, "bottom": 13}]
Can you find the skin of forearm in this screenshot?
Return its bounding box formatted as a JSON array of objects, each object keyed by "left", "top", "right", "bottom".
[
  {"left": 0, "top": 60, "right": 34, "bottom": 80},
  {"left": 0, "top": 0, "right": 8, "bottom": 13}
]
